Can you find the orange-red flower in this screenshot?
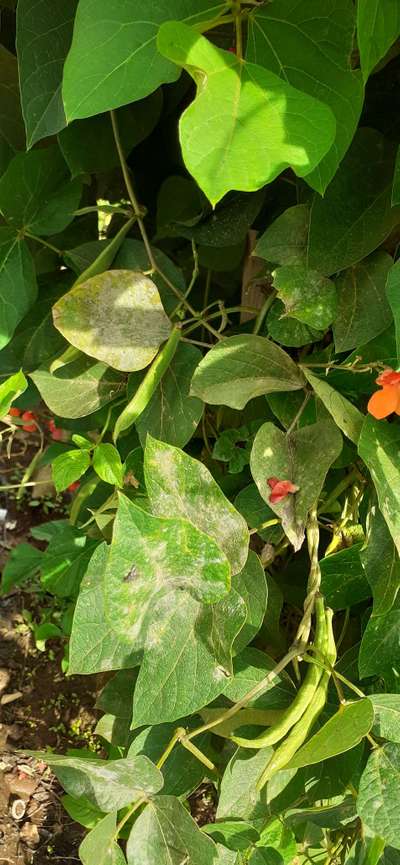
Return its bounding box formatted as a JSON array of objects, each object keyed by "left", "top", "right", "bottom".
[
  {"left": 67, "top": 481, "right": 80, "bottom": 493},
  {"left": 48, "top": 418, "right": 64, "bottom": 440},
  {"left": 368, "top": 368, "right": 400, "bottom": 419},
  {"left": 21, "top": 410, "right": 36, "bottom": 432},
  {"left": 267, "top": 476, "right": 299, "bottom": 504},
  {"left": 8, "top": 406, "right": 21, "bottom": 417}
]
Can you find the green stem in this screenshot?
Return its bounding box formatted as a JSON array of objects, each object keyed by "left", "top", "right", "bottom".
[
  {"left": 320, "top": 468, "right": 360, "bottom": 514},
  {"left": 249, "top": 517, "right": 280, "bottom": 535},
  {"left": 252, "top": 290, "right": 276, "bottom": 334},
  {"left": 24, "top": 232, "right": 63, "bottom": 256}
]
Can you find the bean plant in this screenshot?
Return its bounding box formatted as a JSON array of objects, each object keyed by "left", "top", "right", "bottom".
[{"left": 2, "top": 1, "right": 400, "bottom": 863}]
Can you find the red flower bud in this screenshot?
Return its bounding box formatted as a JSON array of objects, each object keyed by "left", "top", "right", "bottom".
[{"left": 267, "top": 476, "right": 299, "bottom": 504}]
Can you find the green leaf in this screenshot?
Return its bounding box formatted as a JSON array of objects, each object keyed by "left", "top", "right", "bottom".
[
  {"left": 251, "top": 420, "right": 342, "bottom": 550},
  {"left": 0, "top": 369, "right": 27, "bottom": 417},
  {"left": 62, "top": 0, "right": 225, "bottom": 121},
  {"left": 288, "top": 699, "right": 374, "bottom": 769},
  {"left": 40, "top": 521, "right": 98, "bottom": 598},
  {"left": 369, "top": 694, "right": 400, "bottom": 744},
  {"left": 144, "top": 435, "right": 249, "bottom": 575},
  {"left": 204, "top": 820, "right": 259, "bottom": 852},
  {"left": 257, "top": 818, "right": 296, "bottom": 865},
  {"left": 16, "top": 0, "right": 78, "bottom": 148},
  {"left": 0, "top": 46, "right": 25, "bottom": 175},
  {"left": 307, "top": 129, "right": 399, "bottom": 276},
  {"left": 255, "top": 204, "right": 309, "bottom": 267},
  {"left": 79, "top": 812, "right": 126, "bottom": 865},
  {"left": 131, "top": 585, "right": 246, "bottom": 725},
  {"left": 0, "top": 227, "right": 37, "bottom": 350},
  {"left": 232, "top": 552, "right": 268, "bottom": 653},
  {"left": 358, "top": 416, "right": 400, "bottom": 558},
  {"left": 30, "top": 354, "right": 125, "bottom": 419},
  {"left": 52, "top": 449, "right": 91, "bottom": 493},
  {"left": 217, "top": 749, "right": 271, "bottom": 823},
  {"left": 393, "top": 146, "right": 400, "bottom": 206},
  {"left": 158, "top": 22, "right": 335, "bottom": 206},
  {"left": 385, "top": 260, "right": 400, "bottom": 362},
  {"left": 247, "top": 0, "right": 363, "bottom": 194},
  {"left": 1, "top": 542, "right": 42, "bottom": 594},
  {"left": 93, "top": 443, "right": 124, "bottom": 488},
  {"left": 333, "top": 252, "right": 393, "bottom": 352},
  {"left": 128, "top": 724, "right": 211, "bottom": 798},
  {"left": 320, "top": 544, "right": 370, "bottom": 611},
  {"left": 267, "top": 299, "right": 323, "bottom": 348},
  {"left": 69, "top": 544, "right": 140, "bottom": 675},
  {"left": 361, "top": 503, "right": 400, "bottom": 616},
  {"left": 357, "top": 0, "right": 400, "bottom": 82},
  {"left": 357, "top": 743, "right": 400, "bottom": 849},
  {"left": 114, "top": 239, "right": 186, "bottom": 317},
  {"left": 190, "top": 334, "right": 305, "bottom": 411},
  {"left": 273, "top": 265, "right": 336, "bottom": 331},
  {"left": 302, "top": 368, "right": 364, "bottom": 445},
  {"left": 52, "top": 270, "right": 171, "bottom": 373},
  {"left": 177, "top": 190, "right": 265, "bottom": 248},
  {"left": 59, "top": 92, "right": 162, "bottom": 177},
  {"left": 26, "top": 751, "right": 163, "bottom": 812},
  {"left": 234, "top": 483, "right": 283, "bottom": 544},
  {"left": 0, "top": 146, "right": 82, "bottom": 235},
  {"left": 359, "top": 603, "right": 400, "bottom": 678},
  {"left": 222, "top": 647, "right": 296, "bottom": 711},
  {"left": 134, "top": 343, "right": 203, "bottom": 448},
  {"left": 62, "top": 794, "right": 105, "bottom": 830},
  {"left": 126, "top": 795, "right": 216, "bottom": 865}
]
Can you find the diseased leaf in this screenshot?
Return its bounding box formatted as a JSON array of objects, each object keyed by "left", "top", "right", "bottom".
[
  {"left": 31, "top": 355, "right": 124, "bottom": 419},
  {"left": 79, "top": 812, "right": 126, "bottom": 865},
  {"left": 144, "top": 435, "right": 249, "bottom": 575},
  {"left": 25, "top": 751, "right": 163, "bottom": 813},
  {"left": 69, "top": 544, "right": 140, "bottom": 675},
  {"left": 369, "top": 694, "right": 400, "bottom": 744},
  {"left": 0, "top": 146, "right": 82, "bottom": 235},
  {"left": 62, "top": 0, "right": 225, "bottom": 121},
  {"left": 113, "top": 239, "right": 185, "bottom": 317},
  {"left": 333, "top": 252, "right": 393, "bottom": 352},
  {"left": 0, "top": 228, "right": 37, "bottom": 350},
  {"left": 273, "top": 265, "right": 336, "bottom": 331},
  {"left": 358, "top": 416, "right": 400, "bottom": 558},
  {"left": 361, "top": 502, "right": 400, "bottom": 616},
  {"left": 190, "top": 334, "right": 305, "bottom": 411},
  {"left": 126, "top": 795, "right": 216, "bottom": 865},
  {"left": 358, "top": 0, "right": 400, "bottom": 82},
  {"left": 247, "top": 0, "right": 363, "bottom": 193},
  {"left": 288, "top": 699, "right": 374, "bottom": 769},
  {"left": 307, "top": 129, "right": 399, "bottom": 276},
  {"left": 320, "top": 544, "right": 370, "bottom": 611},
  {"left": 52, "top": 448, "right": 91, "bottom": 493},
  {"left": 52, "top": 270, "right": 171, "bottom": 373},
  {"left": 0, "top": 370, "right": 27, "bottom": 417},
  {"left": 158, "top": 22, "right": 335, "bottom": 205},
  {"left": 255, "top": 204, "right": 309, "bottom": 267},
  {"left": 134, "top": 343, "right": 203, "bottom": 448},
  {"left": 16, "top": 0, "right": 78, "bottom": 147},
  {"left": 357, "top": 743, "right": 400, "bottom": 849},
  {"left": 267, "top": 299, "right": 323, "bottom": 348},
  {"left": 0, "top": 46, "right": 25, "bottom": 175},
  {"left": 302, "top": 368, "right": 364, "bottom": 444},
  {"left": 232, "top": 552, "right": 267, "bottom": 653},
  {"left": 251, "top": 420, "right": 342, "bottom": 550}
]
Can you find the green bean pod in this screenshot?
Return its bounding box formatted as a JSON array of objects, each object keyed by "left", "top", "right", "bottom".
[
  {"left": 113, "top": 324, "right": 181, "bottom": 442},
  {"left": 256, "top": 608, "right": 336, "bottom": 791},
  {"left": 73, "top": 217, "right": 136, "bottom": 286},
  {"left": 231, "top": 595, "right": 327, "bottom": 749}
]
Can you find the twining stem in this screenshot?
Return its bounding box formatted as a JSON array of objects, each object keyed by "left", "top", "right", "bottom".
[
  {"left": 110, "top": 110, "right": 222, "bottom": 341},
  {"left": 252, "top": 290, "right": 276, "bottom": 334},
  {"left": 286, "top": 391, "right": 312, "bottom": 436},
  {"left": 295, "top": 506, "right": 321, "bottom": 648}
]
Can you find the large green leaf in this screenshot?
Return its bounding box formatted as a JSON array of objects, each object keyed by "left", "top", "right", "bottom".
[
  {"left": 52, "top": 448, "right": 91, "bottom": 493},
  {"left": 158, "top": 22, "right": 335, "bottom": 205},
  {"left": 357, "top": 743, "right": 400, "bottom": 849},
  {"left": 369, "top": 694, "right": 400, "bottom": 744},
  {"left": 307, "top": 129, "right": 399, "bottom": 276},
  {"left": 361, "top": 503, "right": 400, "bottom": 616},
  {"left": 217, "top": 748, "right": 271, "bottom": 823},
  {"left": 30, "top": 354, "right": 125, "bottom": 418},
  {"left": 333, "top": 252, "right": 393, "bottom": 352},
  {"left": 104, "top": 493, "right": 231, "bottom": 651},
  {"left": 288, "top": 699, "right": 374, "bottom": 769},
  {"left": 0, "top": 145, "right": 81, "bottom": 235},
  {"left": 273, "top": 265, "right": 336, "bottom": 331},
  {"left": 251, "top": 420, "right": 342, "bottom": 550},
  {"left": 359, "top": 603, "right": 400, "bottom": 678},
  {"left": 16, "top": 0, "right": 78, "bottom": 147},
  {"left": 53, "top": 270, "right": 171, "bottom": 373},
  {"left": 128, "top": 724, "right": 211, "bottom": 798},
  {"left": 358, "top": 416, "right": 400, "bottom": 558},
  {"left": 0, "top": 46, "right": 25, "bottom": 175},
  {"left": 302, "top": 368, "right": 364, "bottom": 444},
  {"left": 0, "top": 369, "right": 27, "bottom": 418},
  {"left": 131, "top": 586, "right": 246, "bottom": 725},
  {"left": 0, "top": 227, "right": 37, "bottom": 350},
  {"left": 255, "top": 204, "right": 309, "bottom": 267},
  {"left": 126, "top": 795, "right": 216, "bottom": 865},
  {"left": 232, "top": 552, "right": 268, "bottom": 653},
  {"left": 144, "top": 435, "right": 249, "bottom": 575},
  {"left": 134, "top": 343, "right": 203, "bottom": 448},
  {"left": 190, "top": 334, "right": 305, "bottom": 410},
  {"left": 40, "top": 521, "right": 98, "bottom": 598},
  {"left": 267, "top": 299, "right": 323, "bottom": 348},
  {"left": 69, "top": 544, "right": 140, "bottom": 675},
  {"left": 26, "top": 752, "right": 163, "bottom": 813},
  {"left": 62, "top": 0, "right": 225, "bottom": 121},
  {"left": 320, "top": 544, "right": 370, "bottom": 611},
  {"left": 247, "top": 0, "right": 363, "bottom": 194},
  {"left": 385, "top": 260, "right": 400, "bottom": 362},
  {"left": 79, "top": 812, "right": 126, "bottom": 865},
  {"left": 357, "top": 0, "right": 400, "bottom": 82}
]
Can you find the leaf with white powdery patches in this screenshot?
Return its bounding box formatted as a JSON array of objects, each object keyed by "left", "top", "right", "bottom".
[
  {"left": 251, "top": 420, "right": 342, "bottom": 550},
  {"left": 144, "top": 435, "right": 249, "bottom": 575},
  {"left": 52, "top": 270, "right": 171, "bottom": 373},
  {"left": 126, "top": 795, "right": 217, "bottom": 865},
  {"left": 79, "top": 812, "right": 126, "bottom": 865},
  {"left": 333, "top": 252, "right": 393, "bottom": 352},
  {"left": 302, "top": 368, "right": 364, "bottom": 445},
  {"left": 30, "top": 355, "right": 124, "bottom": 419}
]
